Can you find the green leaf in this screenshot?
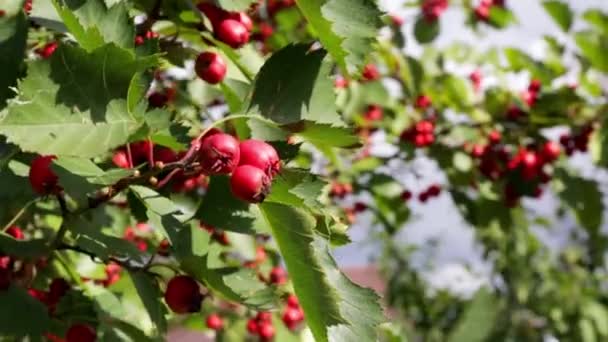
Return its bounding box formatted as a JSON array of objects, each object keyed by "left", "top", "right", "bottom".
[
  {"left": 0, "top": 235, "right": 48, "bottom": 260},
  {"left": 447, "top": 288, "right": 499, "bottom": 342},
  {"left": 554, "top": 168, "right": 603, "bottom": 233},
  {"left": 195, "top": 176, "right": 268, "bottom": 234},
  {"left": 414, "top": 16, "right": 439, "bottom": 44},
  {"left": 53, "top": 0, "right": 135, "bottom": 51},
  {"left": 129, "top": 271, "right": 168, "bottom": 334},
  {"left": 295, "top": 0, "right": 382, "bottom": 75},
  {"left": 294, "top": 122, "right": 361, "bottom": 148},
  {"left": 0, "top": 12, "right": 27, "bottom": 108},
  {"left": 434, "top": 75, "right": 474, "bottom": 111},
  {"left": 0, "top": 44, "right": 156, "bottom": 158},
  {"left": 583, "top": 10, "right": 608, "bottom": 36},
  {"left": 0, "top": 286, "right": 51, "bottom": 336},
  {"left": 248, "top": 44, "right": 343, "bottom": 126},
  {"left": 259, "top": 202, "right": 384, "bottom": 342},
  {"left": 488, "top": 6, "right": 516, "bottom": 29},
  {"left": 266, "top": 168, "right": 326, "bottom": 210},
  {"left": 216, "top": 0, "right": 256, "bottom": 12},
  {"left": 542, "top": 1, "right": 573, "bottom": 32},
  {"left": 575, "top": 31, "right": 608, "bottom": 72}
]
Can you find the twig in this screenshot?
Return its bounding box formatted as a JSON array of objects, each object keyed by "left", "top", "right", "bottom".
[
  {"left": 1, "top": 198, "right": 40, "bottom": 232},
  {"left": 49, "top": 193, "right": 70, "bottom": 251}
]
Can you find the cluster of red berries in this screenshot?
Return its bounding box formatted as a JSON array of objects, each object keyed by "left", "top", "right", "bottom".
[
  {"left": 201, "top": 222, "right": 230, "bottom": 245},
  {"left": 474, "top": 0, "right": 505, "bottom": 22},
  {"left": 282, "top": 294, "right": 304, "bottom": 331},
  {"left": 197, "top": 3, "right": 253, "bottom": 49},
  {"left": 199, "top": 133, "right": 281, "bottom": 203},
  {"left": 329, "top": 181, "right": 354, "bottom": 199},
  {"left": 134, "top": 30, "right": 159, "bottom": 46},
  {"left": 247, "top": 311, "right": 276, "bottom": 341},
  {"left": 123, "top": 222, "right": 154, "bottom": 252},
  {"left": 522, "top": 79, "right": 542, "bottom": 107},
  {"left": 401, "top": 120, "right": 436, "bottom": 147},
  {"left": 559, "top": 125, "right": 594, "bottom": 155},
  {"left": 422, "top": 0, "right": 449, "bottom": 22},
  {"left": 417, "top": 184, "right": 442, "bottom": 203}
]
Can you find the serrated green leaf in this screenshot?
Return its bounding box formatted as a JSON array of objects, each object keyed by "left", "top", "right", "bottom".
[
  {"left": 53, "top": 0, "right": 135, "bottom": 51},
  {"left": 295, "top": 0, "right": 382, "bottom": 75},
  {"left": 0, "top": 12, "right": 27, "bottom": 108},
  {"left": 129, "top": 271, "right": 168, "bottom": 334},
  {"left": 0, "top": 44, "right": 157, "bottom": 158},
  {"left": 248, "top": 44, "right": 343, "bottom": 126},
  {"left": 542, "top": 1, "right": 573, "bottom": 32},
  {"left": 295, "top": 122, "right": 361, "bottom": 148},
  {"left": 216, "top": 0, "right": 257, "bottom": 13},
  {"left": 575, "top": 31, "right": 608, "bottom": 72},
  {"left": 259, "top": 202, "right": 384, "bottom": 342}
]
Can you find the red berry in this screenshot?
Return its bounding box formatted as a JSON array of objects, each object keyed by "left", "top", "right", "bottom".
[
  {"left": 471, "top": 144, "right": 487, "bottom": 158},
  {"left": 364, "top": 105, "right": 383, "bottom": 122},
  {"left": 521, "top": 150, "right": 538, "bottom": 169},
  {"left": 154, "top": 147, "right": 178, "bottom": 164},
  {"left": 112, "top": 150, "right": 131, "bottom": 169},
  {"left": 269, "top": 266, "right": 287, "bottom": 284},
  {"left": 164, "top": 275, "right": 203, "bottom": 314},
  {"left": 199, "top": 133, "right": 241, "bottom": 175},
  {"left": 35, "top": 42, "right": 58, "bottom": 59},
  {"left": 134, "top": 36, "right": 145, "bottom": 46},
  {"left": 541, "top": 141, "right": 561, "bottom": 162},
  {"left": 522, "top": 90, "right": 538, "bottom": 107},
  {"left": 362, "top": 64, "right": 380, "bottom": 81},
  {"left": 488, "top": 130, "right": 501, "bottom": 144},
  {"left": 195, "top": 52, "right": 227, "bottom": 85},
  {"left": 246, "top": 319, "right": 259, "bottom": 334},
  {"left": 506, "top": 105, "right": 524, "bottom": 120},
  {"left": 0, "top": 10, "right": 5, "bottom": 17},
  {"left": 227, "top": 12, "right": 253, "bottom": 31},
  {"left": 418, "top": 192, "right": 429, "bottom": 203},
  {"left": 415, "top": 95, "right": 432, "bottom": 109},
  {"left": 282, "top": 307, "right": 304, "bottom": 330},
  {"left": 286, "top": 294, "right": 299, "bottom": 308},
  {"left": 415, "top": 120, "right": 434, "bottom": 133},
  {"left": 258, "top": 322, "right": 275, "bottom": 340},
  {"left": 474, "top": 5, "right": 490, "bottom": 21},
  {"left": 334, "top": 77, "right": 348, "bottom": 89},
  {"left": 197, "top": 2, "right": 226, "bottom": 25},
  {"left": 66, "top": 324, "right": 96, "bottom": 342},
  {"left": 129, "top": 140, "right": 154, "bottom": 166},
  {"left": 238, "top": 140, "right": 281, "bottom": 177},
  {"left": 256, "top": 311, "right": 273, "bottom": 323},
  {"left": 529, "top": 79, "right": 542, "bottom": 93},
  {"left": 230, "top": 165, "right": 271, "bottom": 203},
  {"left": 427, "top": 184, "right": 441, "bottom": 197},
  {"left": 148, "top": 92, "right": 169, "bottom": 108},
  {"left": 256, "top": 246, "right": 267, "bottom": 263},
  {"left": 7, "top": 226, "right": 24, "bottom": 240},
  {"left": 206, "top": 314, "right": 224, "bottom": 331},
  {"left": 49, "top": 278, "right": 70, "bottom": 301},
  {"left": 29, "top": 155, "right": 60, "bottom": 195},
  {"left": 401, "top": 190, "right": 412, "bottom": 201},
  {"left": 390, "top": 14, "right": 404, "bottom": 26},
  {"left": 215, "top": 19, "right": 250, "bottom": 48},
  {"left": 353, "top": 202, "right": 367, "bottom": 212}
]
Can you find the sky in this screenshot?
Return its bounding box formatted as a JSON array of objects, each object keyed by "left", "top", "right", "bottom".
[{"left": 333, "top": 0, "right": 608, "bottom": 295}]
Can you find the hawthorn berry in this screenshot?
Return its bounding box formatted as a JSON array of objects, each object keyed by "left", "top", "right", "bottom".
[
  {"left": 470, "top": 69, "right": 482, "bottom": 91},
  {"left": 256, "top": 311, "right": 273, "bottom": 323},
  {"left": 238, "top": 140, "right": 281, "bottom": 177},
  {"left": 488, "top": 130, "right": 501, "bottom": 144},
  {"left": 286, "top": 294, "right": 299, "bottom": 308},
  {"left": 364, "top": 105, "right": 383, "bottom": 122},
  {"left": 195, "top": 52, "right": 227, "bottom": 84},
  {"left": 474, "top": 4, "right": 490, "bottom": 21},
  {"left": 199, "top": 133, "right": 241, "bottom": 174},
  {"left": 65, "top": 324, "right": 96, "bottom": 342},
  {"left": 334, "top": 76, "right": 349, "bottom": 89},
  {"left": 49, "top": 278, "right": 70, "bottom": 301},
  {"left": 227, "top": 12, "right": 253, "bottom": 31},
  {"left": 230, "top": 165, "right": 271, "bottom": 203},
  {"left": 246, "top": 318, "right": 259, "bottom": 334},
  {"left": 112, "top": 150, "right": 131, "bottom": 169},
  {"left": 541, "top": 141, "right": 561, "bottom": 162},
  {"left": 282, "top": 306, "right": 304, "bottom": 330},
  {"left": 164, "top": 275, "right": 203, "bottom": 314},
  {"left": 148, "top": 92, "right": 169, "bottom": 108},
  {"left": 7, "top": 226, "right": 24, "bottom": 240},
  {"left": 269, "top": 266, "right": 287, "bottom": 285},
  {"left": 215, "top": 19, "right": 250, "bottom": 48},
  {"left": 415, "top": 95, "right": 432, "bottom": 109},
  {"left": 258, "top": 322, "right": 276, "bottom": 341},
  {"left": 362, "top": 64, "right": 380, "bottom": 81},
  {"left": 206, "top": 313, "right": 224, "bottom": 330},
  {"left": 422, "top": 0, "right": 448, "bottom": 22},
  {"left": 129, "top": 140, "right": 154, "bottom": 166},
  {"left": 401, "top": 190, "right": 412, "bottom": 201},
  {"left": 29, "top": 155, "right": 61, "bottom": 195},
  {"left": 35, "top": 42, "right": 58, "bottom": 59}
]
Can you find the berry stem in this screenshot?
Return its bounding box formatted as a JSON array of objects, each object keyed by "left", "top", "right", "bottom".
[
  {"left": 49, "top": 193, "right": 70, "bottom": 251},
  {"left": 1, "top": 198, "right": 40, "bottom": 232}
]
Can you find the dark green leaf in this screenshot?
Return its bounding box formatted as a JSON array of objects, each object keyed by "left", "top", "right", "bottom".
[
  {"left": 0, "top": 12, "right": 27, "bottom": 108},
  {"left": 575, "top": 31, "right": 608, "bottom": 72},
  {"left": 129, "top": 271, "right": 168, "bottom": 334},
  {"left": 414, "top": 16, "right": 439, "bottom": 44},
  {"left": 447, "top": 288, "right": 499, "bottom": 342},
  {"left": 0, "top": 285, "right": 51, "bottom": 336},
  {"left": 542, "top": 1, "right": 573, "bottom": 32}
]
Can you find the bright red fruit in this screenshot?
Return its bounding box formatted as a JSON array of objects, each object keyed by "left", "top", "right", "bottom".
[
  {"left": 112, "top": 151, "right": 131, "bottom": 169},
  {"left": 401, "top": 190, "right": 412, "bottom": 201},
  {"left": 474, "top": 4, "right": 490, "bottom": 21},
  {"left": 65, "top": 324, "right": 96, "bottom": 342},
  {"left": 246, "top": 319, "right": 259, "bottom": 334},
  {"left": 215, "top": 19, "right": 250, "bottom": 48},
  {"left": 230, "top": 165, "right": 271, "bottom": 203},
  {"left": 282, "top": 307, "right": 304, "bottom": 330},
  {"left": 258, "top": 322, "right": 275, "bottom": 341},
  {"left": 206, "top": 313, "right": 224, "bottom": 330},
  {"left": 35, "top": 42, "right": 58, "bottom": 59},
  {"left": 49, "top": 278, "right": 70, "bottom": 300},
  {"left": 29, "top": 155, "right": 60, "bottom": 195},
  {"left": 148, "top": 92, "right": 169, "bottom": 108},
  {"left": 129, "top": 140, "right": 154, "bottom": 166},
  {"left": 164, "top": 275, "right": 203, "bottom": 314},
  {"left": 195, "top": 52, "right": 227, "bottom": 84},
  {"left": 286, "top": 294, "right": 299, "bottom": 308},
  {"left": 488, "top": 130, "right": 501, "bottom": 144},
  {"left": 364, "top": 105, "right": 383, "bottom": 122},
  {"left": 199, "top": 133, "right": 240, "bottom": 174},
  {"left": 238, "top": 140, "right": 281, "bottom": 177},
  {"left": 541, "top": 141, "right": 561, "bottom": 162},
  {"left": 227, "top": 12, "right": 253, "bottom": 31},
  {"left": 7, "top": 226, "right": 24, "bottom": 240},
  {"left": 415, "top": 95, "right": 432, "bottom": 109},
  {"left": 362, "top": 64, "right": 380, "bottom": 81},
  {"left": 269, "top": 266, "right": 287, "bottom": 284}
]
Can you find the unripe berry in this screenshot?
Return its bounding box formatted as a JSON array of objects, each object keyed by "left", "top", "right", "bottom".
[
  {"left": 199, "top": 133, "right": 241, "bottom": 175},
  {"left": 215, "top": 19, "right": 250, "bottom": 48},
  {"left": 206, "top": 313, "right": 224, "bottom": 331},
  {"left": 238, "top": 140, "right": 281, "bottom": 177},
  {"left": 195, "top": 52, "right": 227, "bottom": 85},
  {"left": 230, "top": 165, "right": 271, "bottom": 203},
  {"left": 164, "top": 275, "right": 203, "bottom": 314},
  {"left": 29, "top": 155, "right": 60, "bottom": 195},
  {"left": 66, "top": 324, "right": 96, "bottom": 342}
]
